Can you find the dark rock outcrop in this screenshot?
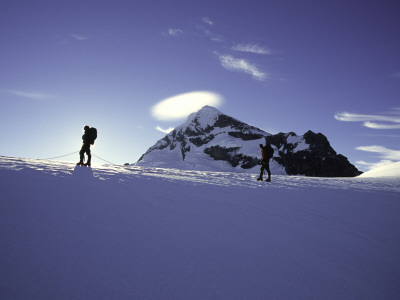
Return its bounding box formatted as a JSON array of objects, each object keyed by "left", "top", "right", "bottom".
[
  {"left": 204, "top": 146, "right": 259, "bottom": 169},
  {"left": 267, "top": 131, "right": 362, "bottom": 177}
]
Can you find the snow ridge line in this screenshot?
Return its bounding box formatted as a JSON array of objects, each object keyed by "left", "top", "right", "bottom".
[{"left": 0, "top": 156, "right": 399, "bottom": 193}]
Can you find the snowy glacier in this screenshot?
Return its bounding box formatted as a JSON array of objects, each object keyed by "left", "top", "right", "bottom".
[{"left": 0, "top": 156, "right": 399, "bottom": 300}]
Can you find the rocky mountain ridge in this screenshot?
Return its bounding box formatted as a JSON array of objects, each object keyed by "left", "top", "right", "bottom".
[{"left": 137, "top": 106, "right": 361, "bottom": 177}]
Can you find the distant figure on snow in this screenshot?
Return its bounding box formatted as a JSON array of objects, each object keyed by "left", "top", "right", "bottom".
[
  {"left": 77, "top": 125, "right": 97, "bottom": 167},
  {"left": 257, "top": 143, "right": 273, "bottom": 182}
]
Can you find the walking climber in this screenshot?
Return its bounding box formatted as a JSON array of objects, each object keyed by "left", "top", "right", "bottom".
[
  {"left": 77, "top": 125, "right": 97, "bottom": 167},
  {"left": 257, "top": 143, "right": 273, "bottom": 182}
]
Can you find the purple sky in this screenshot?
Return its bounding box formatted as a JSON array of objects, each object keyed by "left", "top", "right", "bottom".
[{"left": 1, "top": 0, "right": 399, "bottom": 170}]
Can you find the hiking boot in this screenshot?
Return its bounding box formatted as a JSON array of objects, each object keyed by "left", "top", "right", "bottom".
[
  {"left": 257, "top": 177, "right": 263, "bottom": 181},
  {"left": 265, "top": 178, "right": 271, "bottom": 182},
  {"left": 84, "top": 163, "right": 91, "bottom": 167},
  {"left": 77, "top": 162, "right": 84, "bottom": 166}
]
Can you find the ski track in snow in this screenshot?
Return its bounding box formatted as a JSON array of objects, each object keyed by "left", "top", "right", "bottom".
[{"left": 1, "top": 156, "right": 398, "bottom": 193}]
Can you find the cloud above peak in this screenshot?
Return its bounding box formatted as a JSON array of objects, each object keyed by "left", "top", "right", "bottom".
[{"left": 151, "top": 91, "right": 223, "bottom": 121}]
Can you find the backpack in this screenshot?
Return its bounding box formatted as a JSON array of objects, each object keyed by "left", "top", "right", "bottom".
[
  {"left": 89, "top": 127, "right": 97, "bottom": 145},
  {"left": 265, "top": 145, "right": 274, "bottom": 159}
]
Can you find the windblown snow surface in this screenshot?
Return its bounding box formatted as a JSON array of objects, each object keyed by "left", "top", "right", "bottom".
[{"left": 1, "top": 156, "right": 399, "bottom": 300}]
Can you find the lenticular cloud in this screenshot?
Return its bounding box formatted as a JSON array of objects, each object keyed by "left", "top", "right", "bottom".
[{"left": 151, "top": 91, "right": 223, "bottom": 121}]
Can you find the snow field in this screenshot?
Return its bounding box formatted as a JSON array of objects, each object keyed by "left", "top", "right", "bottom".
[{"left": 0, "top": 156, "right": 399, "bottom": 299}]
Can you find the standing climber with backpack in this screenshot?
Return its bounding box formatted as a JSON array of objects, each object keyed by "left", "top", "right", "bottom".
[
  {"left": 257, "top": 143, "right": 273, "bottom": 182},
  {"left": 77, "top": 125, "right": 97, "bottom": 167}
]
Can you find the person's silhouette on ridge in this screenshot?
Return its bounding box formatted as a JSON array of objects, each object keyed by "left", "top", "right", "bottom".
[{"left": 77, "top": 125, "right": 93, "bottom": 167}]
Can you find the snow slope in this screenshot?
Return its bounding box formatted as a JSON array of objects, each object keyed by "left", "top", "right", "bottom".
[
  {"left": 359, "top": 161, "right": 400, "bottom": 178},
  {"left": 1, "top": 156, "right": 400, "bottom": 300}
]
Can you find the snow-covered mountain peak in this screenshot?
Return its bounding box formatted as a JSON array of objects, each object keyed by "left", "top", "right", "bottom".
[
  {"left": 176, "top": 105, "right": 222, "bottom": 133},
  {"left": 193, "top": 105, "right": 221, "bottom": 118},
  {"left": 137, "top": 106, "right": 361, "bottom": 177}
]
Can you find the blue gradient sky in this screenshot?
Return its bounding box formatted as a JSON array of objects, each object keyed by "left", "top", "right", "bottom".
[{"left": 1, "top": 0, "right": 399, "bottom": 170}]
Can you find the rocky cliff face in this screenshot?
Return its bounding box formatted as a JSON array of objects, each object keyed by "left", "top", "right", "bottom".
[
  {"left": 266, "top": 131, "right": 362, "bottom": 177},
  {"left": 137, "top": 106, "right": 361, "bottom": 177}
]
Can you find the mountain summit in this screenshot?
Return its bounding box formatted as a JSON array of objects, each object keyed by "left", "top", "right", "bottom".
[
  {"left": 137, "top": 106, "right": 361, "bottom": 177},
  {"left": 175, "top": 105, "right": 223, "bottom": 132}
]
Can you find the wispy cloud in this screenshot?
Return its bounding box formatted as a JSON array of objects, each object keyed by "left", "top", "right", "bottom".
[
  {"left": 156, "top": 126, "right": 174, "bottom": 134},
  {"left": 337, "top": 109, "right": 400, "bottom": 171},
  {"left": 203, "top": 17, "right": 213, "bottom": 26},
  {"left": 355, "top": 159, "right": 395, "bottom": 171},
  {"left": 356, "top": 145, "right": 400, "bottom": 170},
  {"left": 165, "top": 28, "right": 184, "bottom": 37},
  {"left": 71, "top": 34, "right": 89, "bottom": 41},
  {"left": 3, "top": 89, "right": 51, "bottom": 100},
  {"left": 363, "top": 122, "right": 400, "bottom": 129},
  {"left": 335, "top": 108, "right": 400, "bottom": 130},
  {"left": 196, "top": 25, "right": 224, "bottom": 43},
  {"left": 217, "top": 53, "right": 267, "bottom": 81},
  {"left": 359, "top": 133, "right": 400, "bottom": 138},
  {"left": 390, "top": 107, "right": 400, "bottom": 114},
  {"left": 356, "top": 145, "right": 400, "bottom": 161},
  {"left": 334, "top": 111, "right": 400, "bottom": 123},
  {"left": 232, "top": 43, "right": 272, "bottom": 55}
]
